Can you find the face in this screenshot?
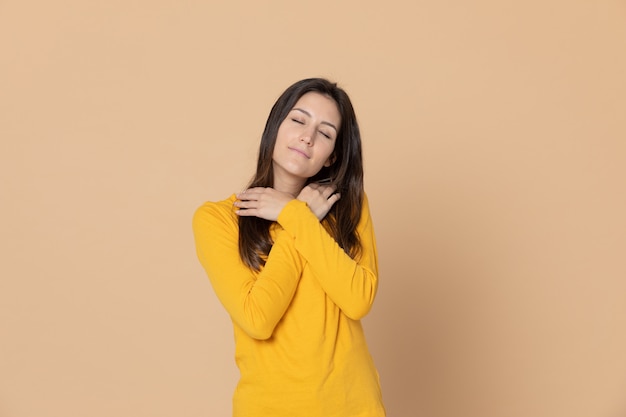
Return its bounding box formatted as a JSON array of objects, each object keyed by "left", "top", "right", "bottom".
[{"left": 272, "top": 92, "right": 341, "bottom": 188}]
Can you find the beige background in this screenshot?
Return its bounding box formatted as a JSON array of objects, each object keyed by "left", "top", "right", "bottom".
[{"left": 1, "top": 1, "right": 626, "bottom": 416}]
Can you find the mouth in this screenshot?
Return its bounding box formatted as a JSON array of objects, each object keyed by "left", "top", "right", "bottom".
[{"left": 288, "top": 147, "right": 310, "bottom": 159}]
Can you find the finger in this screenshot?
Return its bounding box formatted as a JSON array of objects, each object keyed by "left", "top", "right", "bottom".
[
  {"left": 237, "top": 189, "right": 263, "bottom": 200},
  {"left": 249, "top": 187, "right": 273, "bottom": 194},
  {"left": 235, "top": 208, "right": 258, "bottom": 217},
  {"left": 328, "top": 193, "right": 341, "bottom": 205},
  {"left": 321, "top": 185, "right": 338, "bottom": 199},
  {"left": 234, "top": 200, "right": 253, "bottom": 209}
]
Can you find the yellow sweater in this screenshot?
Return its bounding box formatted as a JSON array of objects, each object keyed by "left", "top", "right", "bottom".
[{"left": 192, "top": 193, "right": 385, "bottom": 417}]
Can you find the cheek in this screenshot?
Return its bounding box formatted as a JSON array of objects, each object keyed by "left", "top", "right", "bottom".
[
  {"left": 274, "top": 129, "right": 286, "bottom": 146},
  {"left": 277, "top": 119, "right": 297, "bottom": 137},
  {"left": 323, "top": 141, "right": 336, "bottom": 159},
  {"left": 275, "top": 122, "right": 290, "bottom": 141}
]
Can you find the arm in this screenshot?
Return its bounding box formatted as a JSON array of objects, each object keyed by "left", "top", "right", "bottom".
[
  {"left": 192, "top": 200, "right": 303, "bottom": 340},
  {"left": 276, "top": 193, "right": 379, "bottom": 320}
]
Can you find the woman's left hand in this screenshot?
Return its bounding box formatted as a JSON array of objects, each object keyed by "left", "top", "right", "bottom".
[
  {"left": 235, "top": 187, "right": 295, "bottom": 221},
  {"left": 297, "top": 183, "right": 340, "bottom": 221}
]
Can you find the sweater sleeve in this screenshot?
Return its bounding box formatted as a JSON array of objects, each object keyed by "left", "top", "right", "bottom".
[
  {"left": 276, "top": 193, "right": 379, "bottom": 320},
  {"left": 192, "top": 199, "right": 303, "bottom": 340}
]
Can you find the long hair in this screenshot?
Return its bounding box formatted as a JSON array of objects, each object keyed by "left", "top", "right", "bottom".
[{"left": 239, "top": 78, "right": 364, "bottom": 271}]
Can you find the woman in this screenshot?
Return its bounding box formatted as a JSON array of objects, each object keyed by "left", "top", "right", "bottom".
[{"left": 192, "top": 78, "right": 385, "bottom": 417}]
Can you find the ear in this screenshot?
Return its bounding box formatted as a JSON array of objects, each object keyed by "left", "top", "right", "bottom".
[{"left": 324, "top": 154, "right": 336, "bottom": 167}]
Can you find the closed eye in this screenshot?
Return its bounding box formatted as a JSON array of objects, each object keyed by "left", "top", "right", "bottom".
[
  {"left": 291, "top": 118, "right": 304, "bottom": 124},
  {"left": 319, "top": 131, "right": 331, "bottom": 139}
]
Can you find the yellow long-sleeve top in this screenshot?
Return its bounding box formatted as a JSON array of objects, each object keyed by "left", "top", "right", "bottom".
[{"left": 192, "top": 193, "right": 385, "bottom": 417}]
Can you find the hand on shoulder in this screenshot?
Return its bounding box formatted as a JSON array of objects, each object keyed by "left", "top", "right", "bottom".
[
  {"left": 234, "top": 187, "right": 295, "bottom": 221},
  {"left": 297, "top": 183, "right": 340, "bottom": 221}
]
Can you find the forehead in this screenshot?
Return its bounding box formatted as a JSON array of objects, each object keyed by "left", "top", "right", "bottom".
[{"left": 291, "top": 92, "right": 341, "bottom": 125}]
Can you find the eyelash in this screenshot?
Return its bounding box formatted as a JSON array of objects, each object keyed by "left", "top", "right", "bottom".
[{"left": 291, "top": 118, "right": 332, "bottom": 139}]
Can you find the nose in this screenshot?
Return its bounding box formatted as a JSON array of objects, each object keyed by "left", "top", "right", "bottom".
[{"left": 300, "top": 126, "right": 315, "bottom": 145}]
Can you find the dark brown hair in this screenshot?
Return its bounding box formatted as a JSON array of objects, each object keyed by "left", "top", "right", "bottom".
[{"left": 239, "top": 78, "right": 364, "bottom": 270}]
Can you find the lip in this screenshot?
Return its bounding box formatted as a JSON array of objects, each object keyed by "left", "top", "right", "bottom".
[{"left": 288, "top": 147, "right": 310, "bottom": 159}]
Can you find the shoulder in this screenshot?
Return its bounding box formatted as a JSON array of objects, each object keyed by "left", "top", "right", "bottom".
[
  {"left": 356, "top": 191, "right": 375, "bottom": 228},
  {"left": 362, "top": 191, "right": 371, "bottom": 207},
  {"left": 361, "top": 191, "right": 372, "bottom": 215},
  {"left": 192, "top": 194, "right": 238, "bottom": 232}
]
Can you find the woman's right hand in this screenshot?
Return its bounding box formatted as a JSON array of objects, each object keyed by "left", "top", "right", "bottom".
[{"left": 297, "top": 183, "right": 340, "bottom": 221}]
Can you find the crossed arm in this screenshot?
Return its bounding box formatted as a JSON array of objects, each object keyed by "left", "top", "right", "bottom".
[{"left": 192, "top": 185, "right": 379, "bottom": 340}]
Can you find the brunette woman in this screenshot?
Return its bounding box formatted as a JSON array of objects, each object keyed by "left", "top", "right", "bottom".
[{"left": 192, "top": 78, "right": 385, "bottom": 417}]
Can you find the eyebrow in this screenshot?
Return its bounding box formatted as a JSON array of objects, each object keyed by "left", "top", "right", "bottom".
[{"left": 292, "top": 108, "right": 338, "bottom": 132}]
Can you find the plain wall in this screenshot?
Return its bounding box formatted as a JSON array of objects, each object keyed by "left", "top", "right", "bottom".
[{"left": 1, "top": 1, "right": 625, "bottom": 416}]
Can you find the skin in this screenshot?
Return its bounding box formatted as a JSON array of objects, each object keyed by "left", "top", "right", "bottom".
[{"left": 235, "top": 92, "right": 342, "bottom": 221}]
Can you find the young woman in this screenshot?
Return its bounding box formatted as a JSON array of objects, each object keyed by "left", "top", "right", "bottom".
[{"left": 192, "top": 78, "right": 386, "bottom": 417}]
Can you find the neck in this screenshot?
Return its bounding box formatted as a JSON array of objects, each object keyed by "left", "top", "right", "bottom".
[{"left": 273, "top": 175, "right": 306, "bottom": 197}]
